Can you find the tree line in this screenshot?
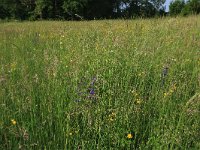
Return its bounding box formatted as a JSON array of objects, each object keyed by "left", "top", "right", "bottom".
[
  {"left": 0, "top": 0, "right": 166, "bottom": 20},
  {"left": 169, "top": 0, "right": 200, "bottom": 16},
  {"left": 1, "top": 0, "right": 199, "bottom": 20}
]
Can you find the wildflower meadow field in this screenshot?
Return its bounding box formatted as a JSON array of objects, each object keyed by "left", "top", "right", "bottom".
[{"left": 0, "top": 16, "right": 200, "bottom": 149}]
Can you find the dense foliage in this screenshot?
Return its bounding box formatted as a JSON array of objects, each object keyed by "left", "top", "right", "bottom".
[
  {"left": 0, "top": 0, "right": 166, "bottom": 20},
  {"left": 169, "top": 0, "right": 200, "bottom": 16}
]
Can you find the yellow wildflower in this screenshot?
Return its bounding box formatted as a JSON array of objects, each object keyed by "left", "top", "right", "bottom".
[
  {"left": 164, "top": 92, "right": 168, "bottom": 98},
  {"left": 11, "top": 119, "right": 16, "bottom": 125},
  {"left": 127, "top": 133, "right": 133, "bottom": 139},
  {"left": 136, "top": 99, "right": 142, "bottom": 104},
  {"left": 131, "top": 90, "right": 138, "bottom": 97}
]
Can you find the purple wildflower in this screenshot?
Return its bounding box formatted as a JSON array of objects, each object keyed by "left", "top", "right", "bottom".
[{"left": 89, "top": 88, "right": 95, "bottom": 95}]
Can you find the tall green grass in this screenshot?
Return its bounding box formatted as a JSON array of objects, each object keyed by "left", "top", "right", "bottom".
[{"left": 0, "top": 16, "right": 200, "bottom": 149}]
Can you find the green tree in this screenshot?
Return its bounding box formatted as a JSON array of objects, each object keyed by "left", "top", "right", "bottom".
[
  {"left": 0, "top": 0, "right": 167, "bottom": 20},
  {"left": 16, "top": 0, "right": 36, "bottom": 19},
  {"left": 140, "top": 1, "right": 157, "bottom": 17},
  {"left": 188, "top": 0, "right": 200, "bottom": 14},
  {"left": 124, "top": 0, "right": 166, "bottom": 18},
  {"left": 62, "top": 0, "right": 116, "bottom": 20},
  {"left": 51, "top": 0, "right": 64, "bottom": 18},
  {"left": 34, "top": 0, "right": 53, "bottom": 19},
  {"left": 169, "top": 0, "right": 185, "bottom": 16},
  {"left": 86, "top": 0, "right": 115, "bottom": 19},
  {"left": 0, "top": 0, "right": 12, "bottom": 19},
  {"left": 181, "top": 2, "right": 191, "bottom": 16},
  {"left": 62, "top": 0, "right": 88, "bottom": 19}
]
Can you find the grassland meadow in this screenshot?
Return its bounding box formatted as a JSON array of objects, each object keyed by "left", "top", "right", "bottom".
[{"left": 0, "top": 16, "right": 200, "bottom": 149}]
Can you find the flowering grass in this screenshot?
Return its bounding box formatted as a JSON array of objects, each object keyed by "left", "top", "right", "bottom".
[{"left": 0, "top": 16, "right": 200, "bottom": 149}]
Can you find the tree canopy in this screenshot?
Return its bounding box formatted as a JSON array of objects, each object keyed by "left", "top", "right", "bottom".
[
  {"left": 169, "top": 0, "right": 200, "bottom": 16},
  {"left": 0, "top": 0, "right": 167, "bottom": 20}
]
